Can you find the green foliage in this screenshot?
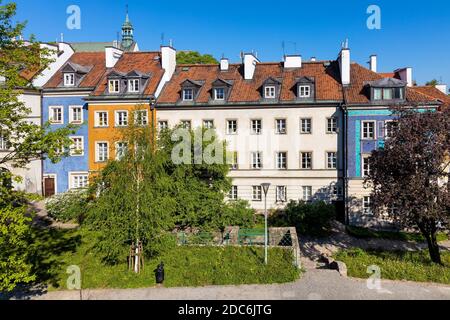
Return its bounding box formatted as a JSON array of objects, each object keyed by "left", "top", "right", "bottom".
[
  {"left": 45, "top": 190, "right": 90, "bottom": 223},
  {"left": 270, "top": 201, "right": 336, "bottom": 236},
  {"left": 218, "top": 200, "right": 255, "bottom": 231},
  {"left": 335, "top": 248, "right": 450, "bottom": 284},
  {"left": 177, "top": 51, "right": 218, "bottom": 65},
  {"left": 0, "top": 205, "right": 35, "bottom": 292},
  {"left": 425, "top": 79, "right": 439, "bottom": 86},
  {"left": 346, "top": 226, "right": 449, "bottom": 243}
]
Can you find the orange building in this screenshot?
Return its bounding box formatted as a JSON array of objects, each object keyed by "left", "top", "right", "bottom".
[{"left": 86, "top": 48, "right": 176, "bottom": 173}]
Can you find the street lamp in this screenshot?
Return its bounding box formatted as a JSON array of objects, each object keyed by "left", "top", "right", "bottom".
[{"left": 261, "top": 183, "right": 271, "bottom": 265}]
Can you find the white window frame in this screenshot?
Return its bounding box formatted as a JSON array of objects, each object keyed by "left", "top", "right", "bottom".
[
  {"left": 226, "top": 120, "right": 238, "bottom": 135},
  {"left": 95, "top": 111, "right": 109, "bottom": 128},
  {"left": 362, "top": 155, "right": 371, "bottom": 177},
  {"left": 276, "top": 152, "right": 287, "bottom": 170},
  {"left": 363, "top": 196, "right": 373, "bottom": 215},
  {"left": 64, "top": 73, "right": 75, "bottom": 86},
  {"left": 326, "top": 152, "right": 337, "bottom": 169},
  {"left": 251, "top": 119, "right": 262, "bottom": 135},
  {"left": 384, "top": 120, "right": 397, "bottom": 139},
  {"left": 96, "top": 141, "right": 109, "bottom": 163},
  {"left": 115, "top": 110, "right": 129, "bottom": 127},
  {"left": 229, "top": 185, "right": 238, "bottom": 201},
  {"left": 158, "top": 120, "right": 169, "bottom": 131},
  {"left": 0, "top": 133, "right": 9, "bottom": 151},
  {"left": 252, "top": 186, "right": 262, "bottom": 201},
  {"left": 135, "top": 110, "right": 148, "bottom": 126},
  {"left": 183, "top": 88, "right": 194, "bottom": 101},
  {"left": 302, "top": 186, "right": 313, "bottom": 202},
  {"left": 373, "top": 88, "right": 382, "bottom": 100},
  {"left": 300, "top": 118, "right": 312, "bottom": 134},
  {"left": 214, "top": 87, "right": 225, "bottom": 101},
  {"left": 115, "top": 141, "right": 128, "bottom": 160},
  {"left": 203, "top": 119, "right": 214, "bottom": 129},
  {"left": 264, "top": 86, "right": 276, "bottom": 99},
  {"left": 361, "top": 121, "right": 376, "bottom": 140},
  {"left": 299, "top": 85, "right": 311, "bottom": 98},
  {"left": 327, "top": 117, "right": 338, "bottom": 134},
  {"left": 69, "top": 106, "right": 83, "bottom": 124},
  {"left": 180, "top": 120, "right": 191, "bottom": 129},
  {"left": 300, "top": 152, "right": 313, "bottom": 170},
  {"left": 230, "top": 151, "right": 238, "bottom": 170},
  {"left": 69, "top": 172, "right": 89, "bottom": 190},
  {"left": 251, "top": 152, "right": 262, "bottom": 170},
  {"left": 69, "top": 136, "right": 84, "bottom": 156},
  {"left": 128, "top": 79, "right": 140, "bottom": 93},
  {"left": 275, "top": 119, "right": 287, "bottom": 135},
  {"left": 276, "top": 186, "right": 287, "bottom": 203},
  {"left": 49, "top": 106, "right": 64, "bottom": 124},
  {"left": 109, "top": 79, "right": 120, "bottom": 93}
]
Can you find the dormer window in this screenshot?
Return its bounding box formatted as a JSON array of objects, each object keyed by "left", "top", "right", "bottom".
[
  {"left": 109, "top": 80, "right": 120, "bottom": 93},
  {"left": 369, "top": 78, "right": 406, "bottom": 102},
  {"left": 299, "top": 85, "right": 311, "bottom": 98},
  {"left": 128, "top": 79, "right": 140, "bottom": 93},
  {"left": 264, "top": 86, "right": 276, "bottom": 99},
  {"left": 295, "top": 77, "right": 315, "bottom": 100},
  {"left": 64, "top": 73, "right": 75, "bottom": 86},
  {"left": 214, "top": 88, "right": 225, "bottom": 100},
  {"left": 183, "top": 88, "right": 194, "bottom": 101}
]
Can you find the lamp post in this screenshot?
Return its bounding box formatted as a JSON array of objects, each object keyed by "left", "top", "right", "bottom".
[{"left": 261, "top": 183, "right": 271, "bottom": 265}]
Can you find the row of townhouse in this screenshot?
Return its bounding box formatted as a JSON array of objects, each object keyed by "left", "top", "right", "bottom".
[{"left": 5, "top": 13, "right": 450, "bottom": 227}]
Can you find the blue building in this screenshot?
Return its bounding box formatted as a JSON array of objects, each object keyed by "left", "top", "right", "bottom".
[
  {"left": 343, "top": 63, "right": 440, "bottom": 227},
  {"left": 42, "top": 52, "right": 106, "bottom": 196}
]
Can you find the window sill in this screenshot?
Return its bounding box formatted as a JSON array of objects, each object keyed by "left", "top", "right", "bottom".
[{"left": 94, "top": 126, "right": 109, "bottom": 129}]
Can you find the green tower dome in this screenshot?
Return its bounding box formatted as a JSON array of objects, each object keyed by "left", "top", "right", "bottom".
[{"left": 121, "top": 9, "right": 134, "bottom": 50}]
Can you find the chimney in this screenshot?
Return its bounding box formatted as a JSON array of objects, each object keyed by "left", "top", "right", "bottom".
[
  {"left": 220, "top": 58, "right": 229, "bottom": 71},
  {"left": 310, "top": 57, "right": 316, "bottom": 62},
  {"left": 338, "top": 48, "right": 351, "bottom": 86},
  {"left": 243, "top": 53, "right": 259, "bottom": 80},
  {"left": 284, "top": 55, "right": 302, "bottom": 68},
  {"left": 395, "top": 67, "right": 413, "bottom": 87},
  {"left": 435, "top": 84, "right": 448, "bottom": 94},
  {"left": 155, "top": 45, "right": 177, "bottom": 97},
  {"left": 105, "top": 46, "right": 123, "bottom": 68},
  {"left": 369, "top": 55, "right": 377, "bottom": 72}
]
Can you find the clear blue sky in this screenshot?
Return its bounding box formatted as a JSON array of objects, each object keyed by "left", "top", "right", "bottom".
[{"left": 12, "top": 0, "right": 450, "bottom": 87}]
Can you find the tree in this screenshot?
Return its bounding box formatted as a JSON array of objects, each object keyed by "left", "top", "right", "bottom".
[
  {"left": 367, "top": 107, "right": 450, "bottom": 264},
  {"left": 177, "top": 51, "right": 218, "bottom": 64},
  {"left": 0, "top": 1, "right": 75, "bottom": 292},
  {"left": 425, "top": 79, "right": 439, "bottom": 86}
]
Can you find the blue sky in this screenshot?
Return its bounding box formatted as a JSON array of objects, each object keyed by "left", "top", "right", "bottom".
[{"left": 12, "top": 0, "right": 450, "bottom": 87}]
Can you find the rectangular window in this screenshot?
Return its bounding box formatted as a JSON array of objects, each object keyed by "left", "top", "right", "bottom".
[
  {"left": 264, "top": 86, "right": 276, "bottom": 98},
  {"left": 128, "top": 79, "right": 140, "bottom": 93},
  {"left": 252, "top": 186, "right": 262, "bottom": 201},
  {"left": 203, "top": 120, "right": 214, "bottom": 129},
  {"left": 70, "top": 137, "right": 84, "bottom": 156},
  {"left": 276, "top": 186, "right": 287, "bottom": 203},
  {"left": 227, "top": 120, "right": 237, "bottom": 134},
  {"left": 69, "top": 173, "right": 88, "bottom": 190},
  {"left": 327, "top": 152, "right": 337, "bottom": 169},
  {"left": 362, "top": 155, "right": 371, "bottom": 177},
  {"left": 95, "top": 112, "right": 108, "bottom": 127},
  {"left": 135, "top": 110, "right": 148, "bottom": 126},
  {"left": 183, "top": 88, "right": 194, "bottom": 101},
  {"left": 302, "top": 186, "right": 313, "bottom": 202},
  {"left": 385, "top": 121, "right": 397, "bottom": 139},
  {"left": 373, "top": 88, "right": 382, "bottom": 100},
  {"left": 158, "top": 121, "right": 168, "bottom": 131},
  {"left": 109, "top": 80, "right": 120, "bottom": 93},
  {"left": 300, "top": 118, "right": 312, "bottom": 134},
  {"left": 299, "top": 85, "right": 311, "bottom": 98},
  {"left": 49, "top": 106, "right": 63, "bottom": 124},
  {"left": 115, "top": 111, "right": 128, "bottom": 127},
  {"left": 69, "top": 106, "right": 83, "bottom": 124},
  {"left": 230, "top": 152, "right": 238, "bottom": 170},
  {"left": 0, "top": 133, "right": 9, "bottom": 151},
  {"left": 300, "top": 152, "right": 312, "bottom": 169},
  {"left": 363, "top": 196, "right": 373, "bottom": 215},
  {"left": 251, "top": 119, "right": 262, "bottom": 135},
  {"left": 115, "top": 142, "right": 128, "bottom": 160},
  {"left": 276, "top": 152, "right": 287, "bottom": 170},
  {"left": 383, "top": 88, "right": 393, "bottom": 100},
  {"left": 229, "top": 186, "right": 238, "bottom": 200},
  {"left": 251, "top": 152, "right": 262, "bottom": 169},
  {"left": 96, "top": 142, "right": 109, "bottom": 162},
  {"left": 394, "top": 88, "right": 404, "bottom": 100},
  {"left": 327, "top": 117, "right": 338, "bottom": 133},
  {"left": 214, "top": 88, "right": 225, "bottom": 100},
  {"left": 181, "top": 120, "right": 191, "bottom": 129},
  {"left": 64, "top": 73, "right": 75, "bottom": 86},
  {"left": 276, "top": 119, "right": 287, "bottom": 134},
  {"left": 362, "top": 121, "right": 376, "bottom": 139}
]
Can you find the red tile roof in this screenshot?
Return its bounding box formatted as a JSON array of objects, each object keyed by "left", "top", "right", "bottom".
[
  {"left": 158, "top": 61, "right": 343, "bottom": 104},
  {"left": 344, "top": 63, "right": 439, "bottom": 106},
  {"left": 413, "top": 86, "right": 450, "bottom": 109},
  {"left": 91, "top": 52, "right": 165, "bottom": 97}
]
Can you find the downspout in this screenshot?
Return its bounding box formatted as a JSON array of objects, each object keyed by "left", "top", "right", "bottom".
[
  {"left": 343, "top": 103, "right": 349, "bottom": 225},
  {"left": 40, "top": 88, "right": 44, "bottom": 196}
]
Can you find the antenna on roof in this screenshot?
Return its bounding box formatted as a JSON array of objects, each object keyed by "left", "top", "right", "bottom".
[
  {"left": 342, "top": 38, "right": 349, "bottom": 49},
  {"left": 169, "top": 39, "right": 173, "bottom": 47},
  {"left": 161, "top": 33, "right": 165, "bottom": 46},
  {"left": 60, "top": 33, "right": 64, "bottom": 43}
]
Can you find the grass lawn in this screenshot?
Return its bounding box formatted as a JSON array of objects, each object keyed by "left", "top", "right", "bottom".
[
  {"left": 346, "top": 226, "right": 449, "bottom": 243},
  {"left": 30, "top": 228, "right": 300, "bottom": 291},
  {"left": 335, "top": 248, "right": 450, "bottom": 285}
]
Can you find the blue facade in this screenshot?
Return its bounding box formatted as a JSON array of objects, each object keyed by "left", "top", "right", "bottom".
[{"left": 43, "top": 95, "right": 89, "bottom": 194}]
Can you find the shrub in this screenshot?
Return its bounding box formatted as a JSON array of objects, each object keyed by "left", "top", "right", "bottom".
[
  {"left": 212, "top": 200, "right": 256, "bottom": 232},
  {"left": 45, "top": 190, "right": 90, "bottom": 223},
  {"left": 270, "top": 201, "right": 335, "bottom": 236}
]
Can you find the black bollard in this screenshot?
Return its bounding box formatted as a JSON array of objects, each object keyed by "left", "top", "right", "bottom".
[{"left": 155, "top": 262, "right": 165, "bottom": 284}]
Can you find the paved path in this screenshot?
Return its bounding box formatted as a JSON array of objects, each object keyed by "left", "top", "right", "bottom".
[{"left": 22, "top": 269, "right": 450, "bottom": 300}]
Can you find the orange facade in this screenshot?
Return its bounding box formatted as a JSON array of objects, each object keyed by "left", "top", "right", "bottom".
[{"left": 88, "top": 102, "right": 156, "bottom": 173}]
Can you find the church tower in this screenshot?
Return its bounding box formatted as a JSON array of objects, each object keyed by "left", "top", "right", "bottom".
[{"left": 121, "top": 6, "right": 134, "bottom": 50}]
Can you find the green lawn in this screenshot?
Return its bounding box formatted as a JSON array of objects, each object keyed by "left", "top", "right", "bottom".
[
  {"left": 29, "top": 228, "right": 300, "bottom": 291},
  {"left": 346, "top": 226, "right": 449, "bottom": 243},
  {"left": 335, "top": 248, "right": 450, "bottom": 284}
]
